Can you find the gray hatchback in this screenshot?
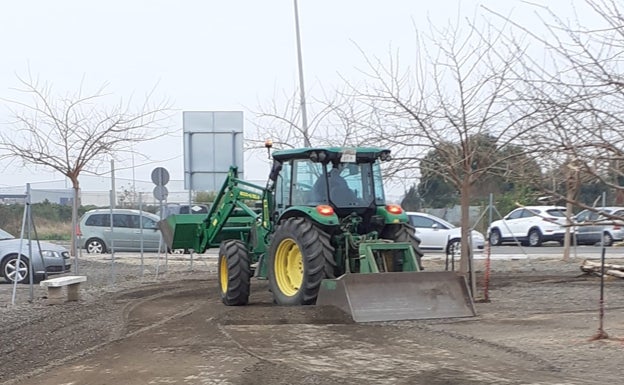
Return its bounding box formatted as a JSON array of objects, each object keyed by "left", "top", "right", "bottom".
[
  {"left": 0, "top": 228, "right": 71, "bottom": 284},
  {"left": 78, "top": 209, "right": 164, "bottom": 253}
]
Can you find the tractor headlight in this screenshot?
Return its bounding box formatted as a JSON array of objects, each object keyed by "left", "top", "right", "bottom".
[{"left": 309, "top": 151, "right": 327, "bottom": 162}]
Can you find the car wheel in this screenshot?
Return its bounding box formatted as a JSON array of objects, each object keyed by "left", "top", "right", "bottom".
[
  {"left": 528, "top": 229, "right": 542, "bottom": 247},
  {"left": 489, "top": 229, "right": 502, "bottom": 246},
  {"left": 602, "top": 232, "right": 614, "bottom": 247},
  {"left": 447, "top": 239, "right": 461, "bottom": 258},
  {"left": 1, "top": 255, "right": 30, "bottom": 284},
  {"left": 86, "top": 238, "right": 107, "bottom": 254}
]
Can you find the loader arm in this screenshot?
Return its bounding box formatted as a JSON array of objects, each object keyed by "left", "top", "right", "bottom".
[
  {"left": 200, "top": 169, "right": 266, "bottom": 250},
  {"left": 160, "top": 166, "right": 267, "bottom": 253}
]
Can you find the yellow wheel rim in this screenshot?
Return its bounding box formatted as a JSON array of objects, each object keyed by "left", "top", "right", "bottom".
[
  {"left": 274, "top": 238, "right": 303, "bottom": 296},
  {"left": 219, "top": 254, "right": 228, "bottom": 293}
]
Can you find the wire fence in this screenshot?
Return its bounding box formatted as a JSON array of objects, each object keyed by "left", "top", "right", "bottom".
[{"left": 1, "top": 247, "right": 219, "bottom": 307}]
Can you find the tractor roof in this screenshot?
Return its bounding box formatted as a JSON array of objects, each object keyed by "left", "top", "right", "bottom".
[{"left": 272, "top": 147, "right": 390, "bottom": 163}]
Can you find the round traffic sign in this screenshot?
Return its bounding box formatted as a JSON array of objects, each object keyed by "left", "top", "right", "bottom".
[
  {"left": 153, "top": 185, "right": 169, "bottom": 201},
  {"left": 151, "top": 167, "right": 170, "bottom": 186}
]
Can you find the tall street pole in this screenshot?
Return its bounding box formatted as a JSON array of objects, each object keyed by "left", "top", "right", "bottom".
[{"left": 293, "top": 0, "right": 310, "bottom": 147}]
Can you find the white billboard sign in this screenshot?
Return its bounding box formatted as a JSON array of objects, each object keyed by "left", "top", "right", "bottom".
[{"left": 183, "top": 111, "right": 244, "bottom": 191}]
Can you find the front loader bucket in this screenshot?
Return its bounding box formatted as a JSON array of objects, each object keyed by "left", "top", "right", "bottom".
[
  {"left": 159, "top": 214, "right": 206, "bottom": 250},
  {"left": 316, "top": 272, "right": 476, "bottom": 323}
]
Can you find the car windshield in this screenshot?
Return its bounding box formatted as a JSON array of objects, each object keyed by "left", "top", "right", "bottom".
[
  {"left": 432, "top": 216, "right": 455, "bottom": 229},
  {"left": 0, "top": 228, "right": 16, "bottom": 240}
]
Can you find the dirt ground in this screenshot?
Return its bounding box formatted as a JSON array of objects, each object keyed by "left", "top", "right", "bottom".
[{"left": 1, "top": 254, "right": 623, "bottom": 385}]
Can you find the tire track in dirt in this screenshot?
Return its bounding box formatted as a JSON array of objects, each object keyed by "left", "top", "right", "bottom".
[{"left": 2, "top": 280, "right": 210, "bottom": 385}]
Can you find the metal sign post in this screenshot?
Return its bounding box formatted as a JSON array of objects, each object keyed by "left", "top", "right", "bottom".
[{"left": 152, "top": 167, "right": 170, "bottom": 273}]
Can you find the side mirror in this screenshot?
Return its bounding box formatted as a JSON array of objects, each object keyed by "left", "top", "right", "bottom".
[
  {"left": 269, "top": 161, "right": 283, "bottom": 182},
  {"left": 431, "top": 223, "right": 439, "bottom": 230}
]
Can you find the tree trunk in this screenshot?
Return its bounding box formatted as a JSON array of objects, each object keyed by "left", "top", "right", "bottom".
[
  {"left": 69, "top": 177, "right": 80, "bottom": 273},
  {"left": 563, "top": 162, "right": 579, "bottom": 261},
  {"left": 459, "top": 181, "right": 476, "bottom": 296},
  {"left": 563, "top": 195, "right": 574, "bottom": 261}
]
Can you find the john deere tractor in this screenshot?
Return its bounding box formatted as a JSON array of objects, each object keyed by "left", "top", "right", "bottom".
[{"left": 160, "top": 146, "right": 474, "bottom": 322}]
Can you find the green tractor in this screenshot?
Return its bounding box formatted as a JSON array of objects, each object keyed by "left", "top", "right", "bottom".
[{"left": 160, "top": 146, "right": 475, "bottom": 322}]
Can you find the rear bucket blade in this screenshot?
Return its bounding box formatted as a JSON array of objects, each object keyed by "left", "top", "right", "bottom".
[{"left": 316, "top": 272, "right": 476, "bottom": 323}]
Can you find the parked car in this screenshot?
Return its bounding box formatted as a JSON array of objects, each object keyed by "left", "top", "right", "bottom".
[
  {"left": 488, "top": 206, "right": 568, "bottom": 247},
  {"left": 156, "top": 203, "right": 209, "bottom": 218},
  {"left": 574, "top": 206, "right": 624, "bottom": 246},
  {"left": 0, "top": 228, "right": 71, "bottom": 284},
  {"left": 78, "top": 209, "right": 163, "bottom": 253},
  {"left": 406, "top": 212, "right": 485, "bottom": 255}
]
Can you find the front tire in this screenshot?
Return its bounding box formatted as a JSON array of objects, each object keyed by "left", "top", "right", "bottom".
[
  {"left": 447, "top": 239, "right": 461, "bottom": 259},
  {"left": 1, "top": 255, "right": 30, "bottom": 284},
  {"left": 489, "top": 229, "right": 502, "bottom": 246},
  {"left": 268, "top": 217, "right": 335, "bottom": 306},
  {"left": 218, "top": 240, "right": 251, "bottom": 306},
  {"left": 602, "top": 232, "right": 614, "bottom": 247},
  {"left": 382, "top": 223, "right": 424, "bottom": 270},
  {"left": 528, "top": 229, "right": 542, "bottom": 247}
]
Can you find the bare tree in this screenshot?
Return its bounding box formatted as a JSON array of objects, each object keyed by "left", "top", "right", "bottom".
[
  {"left": 349, "top": 16, "right": 551, "bottom": 282},
  {"left": 0, "top": 74, "right": 172, "bottom": 257},
  {"left": 487, "top": 0, "right": 624, "bottom": 257},
  {"left": 247, "top": 85, "right": 379, "bottom": 151}
]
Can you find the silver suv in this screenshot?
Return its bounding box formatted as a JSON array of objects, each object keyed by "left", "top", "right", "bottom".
[
  {"left": 575, "top": 206, "right": 624, "bottom": 246},
  {"left": 78, "top": 209, "right": 162, "bottom": 253}
]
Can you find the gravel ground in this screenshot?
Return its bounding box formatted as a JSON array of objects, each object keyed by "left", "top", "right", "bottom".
[
  {"left": 0, "top": 253, "right": 217, "bottom": 384},
  {"left": 1, "top": 252, "right": 623, "bottom": 384}
]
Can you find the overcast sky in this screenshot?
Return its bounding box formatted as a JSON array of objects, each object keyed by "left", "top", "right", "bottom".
[{"left": 0, "top": 0, "right": 582, "bottom": 198}]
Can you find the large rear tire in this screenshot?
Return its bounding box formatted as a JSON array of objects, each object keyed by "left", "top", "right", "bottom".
[
  {"left": 218, "top": 240, "right": 251, "bottom": 306},
  {"left": 268, "top": 217, "right": 335, "bottom": 306},
  {"left": 382, "top": 223, "right": 424, "bottom": 270}
]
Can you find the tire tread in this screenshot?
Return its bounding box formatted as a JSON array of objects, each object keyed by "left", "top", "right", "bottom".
[
  {"left": 268, "top": 217, "right": 335, "bottom": 305},
  {"left": 219, "top": 240, "right": 251, "bottom": 306}
]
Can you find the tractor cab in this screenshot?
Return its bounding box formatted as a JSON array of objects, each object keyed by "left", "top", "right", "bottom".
[{"left": 271, "top": 147, "right": 389, "bottom": 216}]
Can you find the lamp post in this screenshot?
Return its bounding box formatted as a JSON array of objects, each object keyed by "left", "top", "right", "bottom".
[{"left": 293, "top": 0, "right": 310, "bottom": 147}]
